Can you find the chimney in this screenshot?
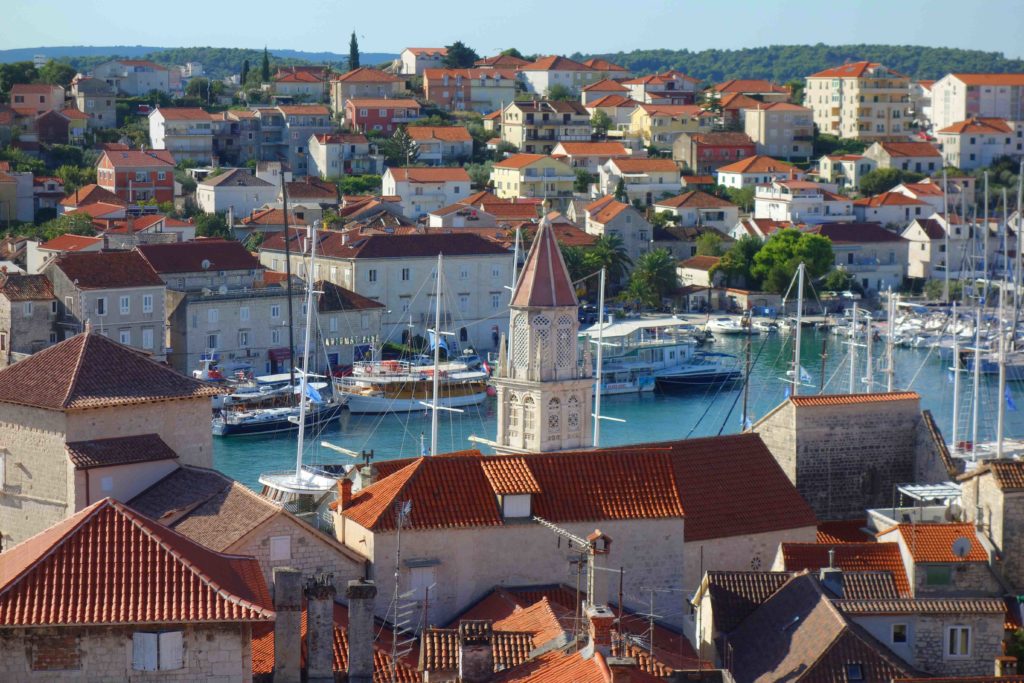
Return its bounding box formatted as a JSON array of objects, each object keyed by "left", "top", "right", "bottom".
[
  {"left": 272, "top": 566, "right": 303, "bottom": 683},
  {"left": 458, "top": 620, "right": 494, "bottom": 683},
  {"left": 305, "top": 573, "right": 336, "bottom": 683},
  {"left": 358, "top": 463, "right": 378, "bottom": 489},
  {"left": 346, "top": 579, "right": 377, "bottom": 683},
  {"left": 582, "top": 604, "right": 615, "bottom": 660},
  {"left": 606, "top": 656, "right": 638, "bottom": 683},
  {"left": 339, "top": 478, "right": 353, "bottom": 508},
  {"left": 819, "top": 549, "right": 843, "bottom": 598},
  {"left": 587, "top": 530, "right": 613, "bottom": 608}
]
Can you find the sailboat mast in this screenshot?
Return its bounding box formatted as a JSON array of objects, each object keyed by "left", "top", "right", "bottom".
[
  {"left": 1014, "top": 171, "right": 1023, "bottom": 339},
  {"left": 983, "top": 172, "right": 989, "bottom": 288},
  {"left": 942, "top": 169, "right": 950, "bottom": 303},
  {"left": 281, "top": 174, "right": 297, "bottom": 404},
  {"left": 886, "top": 292, "right": 896, "bottom": 392},
  {"left": 849, "top": 304, "right": 857, "bottom": 394},
  {"left": 792, "top": 263, "right": 804, "bottom": 397},
  {"left": 430, "top": 253, "right": 444, "bottom": 457},
  {"left": 998, "top": 274, "right": 1007, "bottom": 459},
  {"left": 294, "top": 225, "right": 318, "bottom": 480},
  {"left": 951, "top": 301, "right": 960, "bottom": 454},
  {"left": 971, "top": 306, "right": 981, "bottom": 459},
  {"left": 511, "top": 227, "right": 521, "bottom": 290},
  {"left": 864, "top": 312, "right": 873, "bottom": 391},
  {"left": 593, "top": 267, "right": 606, "bottom": 447},
  {"left": 742, "top": 334, "right": 751, "bottom": 429}
]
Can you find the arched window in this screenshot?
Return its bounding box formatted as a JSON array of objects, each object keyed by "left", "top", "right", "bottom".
[
  {"left": 547, "top": 397, "right": 560, "bottom": 433},
  {"left": 523, "top": 396, "right": 535, "bottom": 439},
  {"left": 556, "top": 314, "right": 575, "bottom": 370},
  {"left": 508, "top": 394, "right": 520, "bottom": 435},
  {"left": 567, "top": 394, "right": 580, "bottom": 433}
]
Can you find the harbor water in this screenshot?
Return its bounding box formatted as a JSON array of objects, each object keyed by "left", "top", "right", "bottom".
[{"left": 214, "top": 329, "right": 1024, "bottom": 490}]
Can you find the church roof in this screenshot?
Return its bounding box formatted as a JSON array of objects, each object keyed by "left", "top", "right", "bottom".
[{"left": 510, "top": 216, "right": 577, "bottom": 308}]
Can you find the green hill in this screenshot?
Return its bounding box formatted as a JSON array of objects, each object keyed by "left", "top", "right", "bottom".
[{"left": 572, "top": 44, "right": 1024, "bottom": 84}]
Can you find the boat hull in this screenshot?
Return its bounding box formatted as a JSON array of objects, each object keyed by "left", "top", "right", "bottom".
[
  {"left": 655, "top": 369, "right": 742, "bottom": 390},
  {"left": 213, "top": 403, "right": 345, "bottom": 436},
  {"left": 344, "top": 390, "right": 489, "bottom": 414}
]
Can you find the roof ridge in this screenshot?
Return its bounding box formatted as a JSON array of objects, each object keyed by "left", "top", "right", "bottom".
[
  {"left": 360, "top": 457, "right": 426, "bottom": 528},
  {"left": 61, "top": 333, "right": 92, "bottom": 408}
]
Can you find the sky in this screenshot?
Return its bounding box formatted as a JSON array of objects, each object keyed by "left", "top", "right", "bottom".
[{"left": 3, "top": 0, "right": 1024, "bottom": 58}]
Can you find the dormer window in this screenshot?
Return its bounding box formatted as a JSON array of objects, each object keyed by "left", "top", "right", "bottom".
[{"left": 502, "top": 494, "right": 531, "bottom": 519}]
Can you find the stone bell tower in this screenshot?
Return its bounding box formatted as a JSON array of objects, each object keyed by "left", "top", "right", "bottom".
[{"left": 491, "top": 214, "right": 593, "bottom": 453}]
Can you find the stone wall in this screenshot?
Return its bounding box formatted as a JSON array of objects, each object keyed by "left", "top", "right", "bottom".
[
  {"left": 915, "top": 410, "right": 958, "bottom": 483},
  {"left": 65, "top": 398, "right": 213, "bottom": 469},
  {"left": 964, "top": 473, "right": 1024, "bottom": 591},
  {"left": 0, "top": 623, "right": 253, "bottom": 682},
  {"left": 682, "top": 525, "right": 817, "bottom": 596},
  {"left": 229, "top": 512, "right": 365, "bottom": 595},
  {"left": 0, "top": 294, "right": 56, "bottom": 367},
  {"left": 72, "top": 459, "right": 179, "bottom": 512},
  {"left": 911, "top": 562, "right": 1002, "bottom": 597},
  {"left": 751, "top": 402, "right": 796, "bottom": 484},
  {"left": 912, "top": 613, "right": 1003, "bottom": 676},
  {"left": 0, "top": 405, "right": 70, "bottom": 546}
]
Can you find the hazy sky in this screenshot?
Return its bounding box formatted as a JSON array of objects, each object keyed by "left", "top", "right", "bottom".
[{"left": 4, "top": 0, "right": 1024, "bottom": 58}]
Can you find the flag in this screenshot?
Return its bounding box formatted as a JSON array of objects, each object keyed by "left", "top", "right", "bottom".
[
  {"left": 1008, "top": 387, "right": 1018, "bottom": 412},
  {"left": 799, "top": 365, "right": 812, "bottom": 384},
  {"left": 482, "top": 360, "right": 491, "bottom": 375},
  {"left": 947, "top": 370, "right": 955, "bottom": 384},
  {"left": 428, "top": 330, "right": 448, "bottom": 353},
  {"left": 305, "top": 383, "right": 322, "bottom": 403},
  {"left": 784, "top": 384, "right": 791, "bottom": 398}
]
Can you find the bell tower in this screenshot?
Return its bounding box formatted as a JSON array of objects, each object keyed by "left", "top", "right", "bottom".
[{"left": 491, "top": 215, "right": 593, "bottom": 453}]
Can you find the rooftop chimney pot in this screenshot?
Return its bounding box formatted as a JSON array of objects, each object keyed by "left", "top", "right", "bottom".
[
  {"left": 346, "top": 579, "right": 377, "bottom": 683},
  {"left": 305, "top": 573, "right": 336, "bottom": 683},
  {"left": 272, "top": 567, "right": 303, "bottom": 683}
]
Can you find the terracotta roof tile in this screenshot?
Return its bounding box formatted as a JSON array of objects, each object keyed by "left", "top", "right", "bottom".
[
  {"left": 979, "top": 460, "right": 1024, "bottom": 490},
  {"left": 779, "top": 542, "right": 912, "bottom": 597},
  {"left": 702, "top": 571, "right": 794, "bottom": 633},
  {"left": 276, "top": 104, "right": 330, "bottom": 116},
  {"left": 420, "top": 625, "right": 533, "bottom": 673},
  {"left": 582, "top": 59, "right": 629, "bottom": 72},
  {"left": 876, "top": 141, "right": 941, "bottom": 158},
  {"left": 938, "top": 117, "right": 1014, "bottom": 134},
  {"left": 136, "top": 239, "right": 260, "bottom": 273},
  {"left": 387, "top": 167, "right": 469, "bottom": 182},
  {"left": 0, "top": 273, "right": 53, "bottom": 301},
  {"left": 553, "top": 141, "right": 629, "bottom": 156},
  {"left": 714, "top": 79, "right": 789, "bottom": 94},
  {"left": 817, "top": 519, "right": 875, "bottom": 543},
  {"left": 510, "top": 215, "right": 578, "bottom": 308},
  {"left": 519, "top": 55, "right": 594, "bottom": 72},
  {"left": 789, "top": 391, "right": 919, "bottom": 407},
  {"left": 610, "top": 158, "right": 679, "bottom": 173},
  {"left": 582, "top": 78, "right": 629, "bottom": 92},
  {"left": 52, "top": 250, "right": 163, "bottom": 289},
  {"left": 153, "top": 106, "right": 210, "bottom": 121},
  {"left": 0, "top": 498, "right": 273, "bottom": 626},
  {"left": 950, "top": 73, "right": 1024, "bottom": 86},
  {"left": 810, "top": 61, "right": 886, "bottom": 78},
  {"left": 100, "top": 149, "right": 175, "bottom": 168},
  {"left": 316, "top": 280, "right": 386, "bottom": 312},
  {"left": 679, "top": 255, "right": 721, "bottom": 271},
  {"left": 241, "top": 208, "right": 309, "bottom": 226},
  {"left": 834, "top": 597, "right": 1006, "bottom": 615},
  {"left": 37, "top": 234, "right": 103, "bottom": 252},
  {"left": 481, "top": 458, "right": 541, "bottom": 494},
  {"left": 0, "top": 331, "right": 221, "bottom": 411},
  {"left": 718, "top": 93, "right": 764, "bottom": 111},
  {"left": 591, "top": 199, "right": 630, "bottom": 224},
  {"left": 475, "top": 54, "right": 530, "bottom": 68},
  {"left": 656, "top": 190, "right": 735, "bottom": 209},
  {"left": 68, "top": 201, "right": 125, "bottom": 218},
  {"left": 837, "top": 571, "right": 901, "bottom": 600},
  {"left": 494, "top": 153, "right": 548, "bottom": 169},
  {"left": 854, "top": 191, "right": 928, "bottom": 207},
  {"left": 60, "top": 183, "right": 126, "bottom": 208},
  {"left": 406, "top": 126, "right": 473, "bottom": 142},
  {"left": 717, "top": 155, "right": 796, "bottom": 174},
  {"left": 878, "top": 523, "right": 988, "bottom": 563},
  {"left": 585, "top": 94, "right": 640, "bottom": 109},
  {"left": 347, "top": 98, "right": 420, "bottom": 109},
  {"left": 66, "top": 433, "right": 178, "bottom": 470}
]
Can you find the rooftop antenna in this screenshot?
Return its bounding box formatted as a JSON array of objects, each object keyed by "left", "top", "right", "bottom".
[{"left": 389, "top": 500, "right": 416, "bottom": 683}]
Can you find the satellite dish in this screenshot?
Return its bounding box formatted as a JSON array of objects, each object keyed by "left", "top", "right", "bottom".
[
  {"left": 944, "top": 502, "right": 963, "bottom": 522},
  {"left": 952, "top": 536, "right": 973, "bottom": 559},
  {"left": 201, "top": 259, "right": 211, "bottom": 270}
]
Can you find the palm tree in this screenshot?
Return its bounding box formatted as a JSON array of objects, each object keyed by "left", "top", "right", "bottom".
[
  {"left": 627, "top": 248, "right": 678, "bottom": 309},
  {"left": 560, "top": 245, "right": 590, "bottom": 297},
  {"left": 584, "top": 233, "right": 632, "bottom": 286}
]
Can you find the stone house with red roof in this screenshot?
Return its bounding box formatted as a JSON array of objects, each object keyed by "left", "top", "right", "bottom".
[
  {"left": 96, "top": 148, "right": 176, "bottom": 204},
  {"left": 961, "top": 460, "right": 1024, "bottom": 589},
  {"left": 0, "top": 498, "right": 273, "bottom": 681},
  {"left": 0, "top": 330, "right": 221, "bottom": 546},
  {"left": 901, "top": 214, "right": 973, "bottom": 280},
  {"left": 329, "top": 67, "right": 403, "bottom": 114},
  {"left": 864, "top": 141, "right": 943, "bottom": 175},
  {"left": 0, "top": 273, "right": 55, "bottom": 366},
  {"left": 581, "top": 195, "right": 654, "bottom": 265}
]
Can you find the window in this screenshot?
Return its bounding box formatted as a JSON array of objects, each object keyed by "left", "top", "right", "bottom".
[
  {"left": 410, "top": 565, "right": 435, "bottom": 600},
  {"left": 459, "top": 267, "right": 469, "bottom": 280},
  {"left": 502, "top": 494, "right": 531, "bottom": 518},
  {"left": 459, "top": 294, "right": 469, "bottom": 312},
  {"left": 64, "top": 295, "right": 74, "bottom": 317},
  {"left": 208, "top": 308, "right": 218, "bottom": 324},
  {"left": 492, "top": 266, "right": 501, "bottom": 279},
  {"left": 142, "top": 294, "right": 153, "bottom": 313},
  {"left": 240, "top": 306, "right": 250, "bottom": 322},
  {"left": 401, "top": 267, "right": 410, "bottom": 281},
  {"left": 119, "top": 296, "right": 130, "bottom": 315},
  {"left": 132, "top": 631, "right": 184, "bottom": 671},
  {"left": 96, "top": 297, "right": 107, "bottom": 316},
  {"left": 22, "top": 301, "right": 32, "bottom": 316},
  {"left": 925, "top": 565, "right": 952, "bottom": 586},
  {"left": 491, "top": 292, "right": 501, "bottom": 309},
  {"left": 329, "top": 317, "right": 338, "bottom": 332},
  {"left": 239, "top": 330, "right": 250, "bottom": 347},
  {"left": 119, "top": 329, "right": 131, "bottom": 345},
  {"left": 272, "top": 329, "right": 281, "bottom": 344},
  {"left": 271, "top": 304, "right": 281, "bottom": 319},
  {"left": 361, "top": 313, "right": 369, "bottom": 330},
  {"left": 207, "top": 333, "right": 219, "bottom": 350},
  {"left": 846, "top": 664, "right": 863, "bottom": 681},
  {"left": 269, "top": 535, "right": 291, "bottom": 561},
  {"left": 946, "top": 625, "right": 970, "bottom": 658},
  {"left": 368, "top": 269, "right": 377, "bottom": 283},
  {"left": 892, "top": 623, "right": 907, "bottom": 643},
  {"left": 0, "top": 450, "right": 6, "bottom": 488},
  {"left": 157, "top": 171, "right": 166, "bottom": 181},
  {"left": 141, "top": 327, "right": 154, "bottom": 349}
]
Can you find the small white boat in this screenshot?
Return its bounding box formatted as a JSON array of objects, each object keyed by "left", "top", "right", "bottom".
[
  {"left": 706, "top": 317, "right": 758, "bottom": 335},
  {"left": 753, "top": 320, "right": 779, "bottom": 334}
]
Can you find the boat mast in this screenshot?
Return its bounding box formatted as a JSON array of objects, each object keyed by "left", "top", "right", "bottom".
[
  {"left": 511, "top": 227, "right": 521, "bottom": 290},
  {"left": 741, "top": 334, "right": 751, "bottom": 429},
  {"left": 951, "top": 301, "right": 960, "bottom": 455},
  {"left": 848, "top": 304, "right": 857, "bottom": 394},
  {"left": 886, "top": 291, "right": 896, "bottom": 392},
  {"left": 983, "top": 172, "right": 989, "bottom": 290},
  {"left": 864, "top": 312, "right": 873, "bottom": 391},
  {"left": 998, "top": 271, "right": 1007, "bottom": 459},
  {"left": 593, "top": 267, "right": 606, "bottom": 447},
  {"left": 430, "top": 253, "right": 444, "bottom": 457},
  {"left": 792, "top": 262, "right": 804, "bottom": 397},
  {"left": 970, "top": 306, "right": 982, "bottom": 459},
  {"left": 293, "top": 225, "right": 318, "bottom": 480},
  {"left": 942, "top": 169, "right": 950, "bottom": 303},
  {"left": 280, "top": 173, "right": 297, "bottom": 404},
  {"left": 1013, "top": 168, "right": 1023, "bottom": 343}
]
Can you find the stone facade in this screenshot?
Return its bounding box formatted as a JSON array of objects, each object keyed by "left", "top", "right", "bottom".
[
  {"left": 683, "top": 526, "right": 817, "bottom": 596},
  {"left": 0, "top": 623, "right": 253, "bottom": 682},
  {"left": 962, "top": 472, "right": 1024, "bottom": 589},
  {"left": 753, "top": 395, "right": 947, "bottom": 520},
  {"left": 0, "top": 287, "right": 56, "bottom": 367}
]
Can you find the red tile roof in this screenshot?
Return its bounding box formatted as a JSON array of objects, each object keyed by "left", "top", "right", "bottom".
[
  {"left": 136, "top": 239, "right": 260, "bottom": 274},
  {"left": 591, "top": 199, "right": 630, "bottom": 224},
  {"left": 67, "top": 201, "right": 125, "bottom": 218},
  {"left": 878, "top": 523, "right": 988, "bottom": 563},
  {"left": 875, "top": 141, "right": 941, "bottom": 158},
  {"left": 0, "top": 273, "right": 53, "bottom": 301},
  {"left": 387, "top": 167, "right": 470, "bottom": 182},
  {"left": 713, "top": 79, "right": 789, "bottom": 94},
  {"left": 585, "top": 94, "right": 640, "bottom": 109},
  {"left": 519, "top": 55, "right": 594, "bottom": 72},
  {"left": 965, "top": 460, "right": 1024, "bottom": 490},
  {"left": 656, "top": 190, "right": 736, "bottom": 209},
  {"left": 66, "top": 433, "right": 178, "bottom": 469},
  {"left": 0, "top": 498, "right": 272, "bottom": 626},
  {"left": 406, "top": 126, "right": 473, "bottom": 142},
  {"left": 789, "top": 391, "right": 920, "bottom": 407},
  {"left": 717, "top": 154, "right": 796, "bottom": 174},
  {"left": 835, "top": 597, "right": 1006, "bottom": 615},
  {"left": 38, "top": 234, "right": 103, "bottom": 252},
  {"left": 405, "top": 47, "right": 447, "bottom": 56},
  {"left": 807, "top": 222, "right": 908, "bottom": 244},
  {"left": 718, "top": 93, "right": 765, "bottom": 111},
  {"left": 511, "top": 214, "right": 578, "bottom": 308},
  {"left": 274, "top": 70, "right": 322, "bottom": 83},
  {"left": 950, "top": 73, "right": 1024, "bottom": 86},
  {"left": 582, "top": 59, "right": 629, "bottom": 72},
  {"left": 553, "top": 141, "right": 629, "bottom": 156},
  {"left": 475, "top": 54, "right": 531, "bottom": 68},
  {"left": 494, "top": 153, "right": 548, "bottom": 169},
  {"left": 938, "top": 117, "right": 1013, "bottom": 135},
  {"left": 262, "top": 229, "right": 509, "bottom": 260},
  {"left": 610, "top": 158, "right": 679, "bottom": 173},
  {"left": 818, "top": 519, "right": 875, "bottom": 544},
  {"left": 582, "top": 78, "right": 629, "bottom": 92},
  {"left": 100, "top": 149, "right": 175, "bottom": 168},
  {"left": 854, "top": 191, "right": 929, "bottom": 207},
  {"left": 492, "top": 650, "right": 662, "bottom": 683},
  {"left": 779, "top": 542, "right": 912, "bottom": 596},
  {"left": 241, "top": 208, "right": 309, "bottom": 226},
  {"left": 276, "top": 104, "right": 330, "bottom": 116},
  {"left": 153, "top": 106, "right": 211, "bottom": 121},
  {"left": 52, "top": 250, "right": 163, "bottom": 289},
  {"left": 316, "top": 280, "right": 386, "bottom": 312},
  {"left": 679, "top": 255, "right": 721, "bottom": 271},
  {"left": 59, "top": 183, "right": 125, "bottom": 208},
  {"left": 347, "top": 98, "right": 420, "bottom": 109},
  {"left": 333, "top": 66, "right": 402, "bottom": 83},
  {"left": 809, "top": 61, "right": 893, "bottom": 79},
  {"left": 0, "top": 331, "right": 221, "bottom": 411}
]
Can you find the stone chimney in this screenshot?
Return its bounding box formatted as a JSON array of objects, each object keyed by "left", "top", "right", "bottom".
[
  {"left": 305, "top": 573, "right": 336, "bottom": 683},
  {"left": 339, "top": 479, "right": 353, "bottom": 508},
  {"left": 272, "top": 567, "right": 303, "bottom": 683},
  {"left": 358, "top": 463, "right": 378, "bottom": 489},
  {"left": 606, "top": 656, "right": 638, "bottom": 683},
  {"left": 819, "top": 548, "right": 843, "bottom": 598},
  {"left": 582, "top": 604, "right": 615, "bottom": 660},
  {"left": 346, "top": 579, "right": 377, "bottom": 683},
  {"left": 458, "top": 620, "right": 494, "bottom": 683}
]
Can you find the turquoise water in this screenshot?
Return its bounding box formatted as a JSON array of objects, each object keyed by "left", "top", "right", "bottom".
[{"left": 213, "top": 330, "right": 1024, "bottom": 490}]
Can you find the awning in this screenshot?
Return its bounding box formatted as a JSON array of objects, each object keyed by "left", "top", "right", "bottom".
[{"left": 268, "top": 347, "right": 292, "bottom": 361}]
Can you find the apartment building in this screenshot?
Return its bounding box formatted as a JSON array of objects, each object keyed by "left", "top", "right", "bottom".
[
  {"left": 381, "top": 167, "right": 471, "bottom": 218},
  {"left": 398, "top": 47, "right": 447, "bottom": 75},
  {"left": 816, "top": 154, "right": 877, "bottom": 191},
  {"left": 863, "top": 141, "right": 942, "bottom": 174},
  {"left": 275, "top": 105, "right": 332, "bottom": 176},
  {"left": 329, "top": 67, "right": 403, "bottom": 115},
  {"left": 9, "top": 84, "right": 64, "bottom": 116},
  {"left": 623, "top": 71, "right": 701, "bottom": 104},
  {"left": 936, "top": 117, "right": 1022, "bottom": 170},
  {"left": 500, "top": 99, "right": 591, "bottom": 155},
  {"left": 96, "top": 149, "right": 176, "bottom": 204},
  {"left": 754, "top": 180, "right": 854, "bottom": 224},
  {"left": 517, "top": 55, "right": 606, "bottom": 96},
  {"left": 491, "top": 153, "right": 575, "bottom": 201},
  {"left": 716, "top": 155, "right": 801, "bottom": 190},
  {"left": 92, "top": 59, "right": 171, "bottom": 96},
  {"left": 308, "top": 132, "right": 383, "bottom": 179},
  {"left": 629, "top": 104, "right": 712, "bottom": 151},
  {"left": 195, "top": 168, "right": 277, "bottom": 216},
  {"left": 423, "top": 68, "right": 517, "bottom": 113},
  {"left": 673, "top": 131, "right": 756, "bottom": 174},
  {"left": 930, "top": 73, "right": 1024, "bottom": 131},
  {"left": 598, "top": 158, "right": 681, "bottom": 206},
  {"left": 406, "top": 126, "right": 474, "bottom": 165},
  {"left": 804, "top": 61, "right": 910, "bottom": 140},
  {"left": 743, "top": 102, "right": 814, "bottom": 160},
  {"left": 148, "top": 107, "right": 214, "bottom": 163},
  {"left": 71, "top": 76, "right": 117, "bottom": 130},
  {"left": 344, "top": 98, "right": 421, "bottom": 135}
]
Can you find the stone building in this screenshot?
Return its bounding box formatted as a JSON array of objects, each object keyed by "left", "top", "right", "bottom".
[
  {"left": 0, "top": 273, "right": 55, "bottom": 366},
  {"left": 490, "top": 216, "right": 594, "bottom": 453},
  {"left": 753, "top": 392, "right": 954, "bottom": 520},
  {"left": 0, "top": 330, "right": 221, "bottom": 547},
  {"left": 876, "top": 522, "right": 1001, "bottom": 597},
  {"left": 0, "top": 497, "right": 273, "bottom": 682},
  {"left": 961, "top": 460, "right": 1024, "bottom": 590}
]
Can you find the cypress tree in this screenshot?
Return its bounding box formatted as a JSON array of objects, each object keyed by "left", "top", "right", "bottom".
[
  {"left": 260, "top": 47, "right": 270, "bottom": 82},
  {"left": 240, "top": 59, "right": 250, "bottom": 85},
  {"left": 349, "top": 32, "right": 360, "bottom": 70}
]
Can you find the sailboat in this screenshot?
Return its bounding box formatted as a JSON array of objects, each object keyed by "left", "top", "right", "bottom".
[{"left": 212, "top": 226, "right": 345, "bottom": 436}]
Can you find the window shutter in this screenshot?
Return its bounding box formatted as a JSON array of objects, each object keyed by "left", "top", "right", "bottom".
[
  {"left": 270, "top": 535, "right": 291, "bottom": 561},
  {"left": 132, "top": 632, "right": 158, "bottom": 671},
  {"left": 158, "top": 631, "right": 184, "bottom": 670}
]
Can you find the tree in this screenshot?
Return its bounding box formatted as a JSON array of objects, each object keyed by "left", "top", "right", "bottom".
[
  {"left": 379, "top": 127, "right": 419, "bottom": 166},
  {"left": 36, "top": 60, "right": 76, "bottom": 87},
  {"left": 239, "top": 59, "right": 249, "bottom": 86},
  {"left": 859, "top": 168, "right": 924, "bottom": 196},
  {"left": 924, "top": 278, "right": 963, "bottom": 301},
  {"left": 185, "top": 77, "right": 224, "bottom": 101},
  {"left": 546, "top": 84, "right": 575, "bottom": 102},
  {"left": 723, "top": 185, "right": 755, "bottom": 212},
  {"left": 55, "top": 164, "right": 96, "bottom": 194},
  {"left": 0, "top": 62, "right": 38, "bottom": 100},
  {"left": 626, "top": 248, "right": 678, "bottom": 309},
  {"left": 261, "top": 47, "right": 271, "bottom": 82},
  {"left": 712, "top": 234, "right": 763, "bottom": 288},
  {"left": 574, "top": 169, "right": 596, "bottom": 193},
  {"left": 751, "top": 229, "right": 833, "bottom": 293},
  {"left": 785, "top": 79, "right": 804, "bottom": 105},
  {"left": 614, "top": 178, "right": 627, "bottom": 202},
  {"left": 583, "top": 233, "right": 633, "bottom": 285},
  {"left": 337, "top": 174, "right": 382, "bottom": 195},
  {"left": 194, "top": 213, "right": 230, "bottom": 238},
  {"left": 465, "top": 161, "right": 494, "bottom": 189},
  {"left": 0, "top": 146, "right": 45, "bottom": 174},
  {"left": 349, "top": 32, "right": 360, "bottom": 70},
  {"left": 443, "top": 41, "right": 480, "bottom": 69},
  {"left": 695, "top": 232, "right": 725, "bottom": 256},
  {"left": 500, "top": 48, "right": 526, "bottom": 60},
  {"left": 560, "top": 245, "right": 589, "bottom": 294},
  {"left": 590, "top": 109, "right": 613, "bottom": 138},
  {"left": 821, "top": 269, "right": 863, "bottom": 294},
  {"left": 494, "top": 141, "right": 518, "bottom": 160},
  {"left": 35, "top": 213, "right": 95, "bottom": 241}
]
